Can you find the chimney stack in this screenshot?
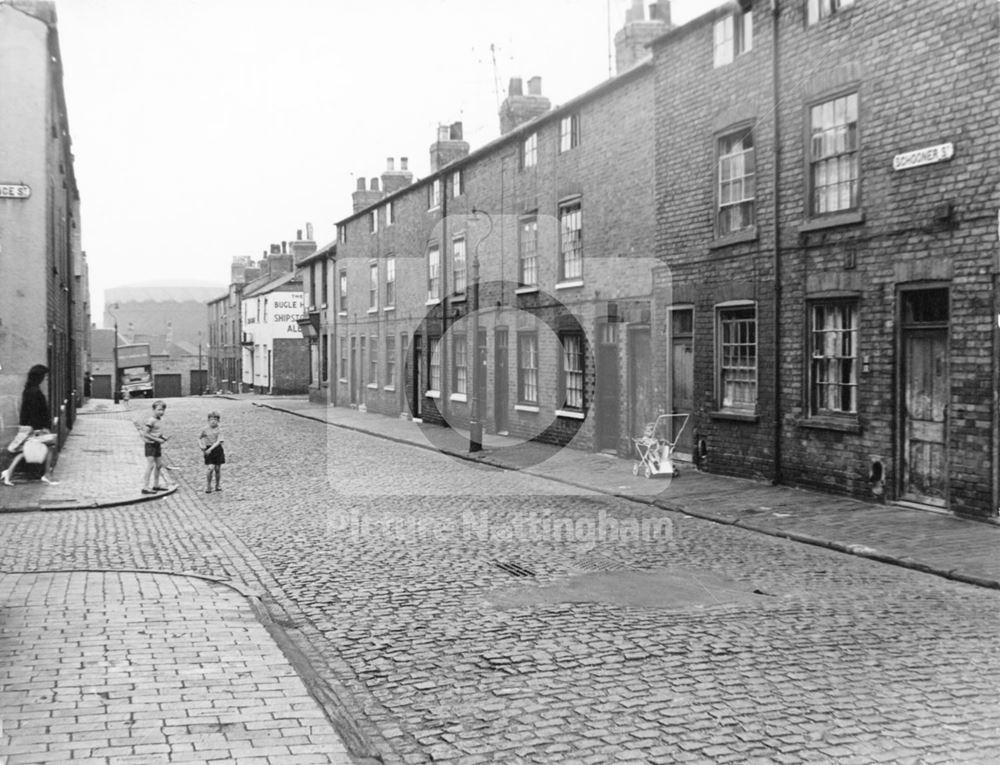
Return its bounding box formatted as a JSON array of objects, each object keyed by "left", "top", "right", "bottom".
[
  {"left": 429, "top": 120, "right": 470, "bottom": 172},
  {"left": 614, "top": 0, "right": 671, "bottom": 74},
  {"left": 499, "top": 76, "right": 551, "bottom": 135},
  {"left": 291, "top": 222, "right": 318, "bottom": 264},
  {"left": 382, "top": 156, "right": 415, "bottom": 194},
  {"left": 352, "top": 172, "right": 385, "bottom": 212},
  {"left": 231, "top": 255, "right": 254, "bottom": 285}
]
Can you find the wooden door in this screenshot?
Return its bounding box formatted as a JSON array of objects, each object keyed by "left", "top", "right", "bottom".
[
  {"left": 412, "top": 335, "right": 423, "bottom": 419},
  {"left": 670, "top": 308, "right": 694, "bottom": 456},
  {"left": 476, "top": 329, "right": 488, "bottom": 422},
  {"left": 902, "top": 330, "right": 948, "bottom": 506},
  {"left": 596, "top": 323, "right": 620, "bottom": 450},
  {"left": 629, "top": 327, "right": 654, "bottom": 441},
  {"left": 494, "top": 329, "right": 509, "bottom": 433},
  {"left": 349, "top": 337, "right": 357, "bottom": 405}
]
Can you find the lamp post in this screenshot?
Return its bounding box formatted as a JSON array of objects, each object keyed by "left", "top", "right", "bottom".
[
  {"left": 109, "top": 303, "right": 120, "bottom": 403},
  {"left": 198, "top": 331, "right": 203, "bottom": 395},
  {"left": 469, "top": 208, "right": 493, "bottom": 452}
]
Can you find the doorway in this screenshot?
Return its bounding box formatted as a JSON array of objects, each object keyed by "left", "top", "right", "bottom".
[
  {"left": 412, "top": 334, "right": 423, "bottom": 419},
  {"left": 899, "top": 288, "right": 949, "bottom": 508},
  {"left": 349, "top": 337, "right": 358, "bottom": 405},
  {"left": 669, "top": 307, "right": 695, "bottom": 458},
  {"left": 596, "top": 322, "right": 620, "bottom": 450},
  {"left": 628, "top": 326, "right": 653, "bottom": 442},
  {"left": 494, "top": 329, "right": 509, "bottom": 433}
]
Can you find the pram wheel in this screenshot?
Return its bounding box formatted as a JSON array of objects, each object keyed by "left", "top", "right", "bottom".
[{"left": 632, "top": 462, "right": 640, "bottom": 476}]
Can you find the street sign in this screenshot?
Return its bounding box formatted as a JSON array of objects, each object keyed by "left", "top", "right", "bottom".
[
  {"left": 892, "top": 143, "right": 955, "bottom": 171},
  {"left": 0, "top": 183, "right": 31, "bottom": 199}
]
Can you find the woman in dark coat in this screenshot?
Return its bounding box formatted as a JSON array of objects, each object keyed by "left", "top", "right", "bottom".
[{"left": 1, "top": 364, "right": 58, "bottom": 485}]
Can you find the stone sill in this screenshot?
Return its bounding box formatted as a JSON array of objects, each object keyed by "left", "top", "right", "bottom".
[
  {"left": 708, "top": 227, "right": 758, "bottom": 250},
  {"left": 709, "top": 410, "right": 759, "bottom": 423},
  {"left": 797, "top": 416, "right": 862, "bottom": 434},
  {"left": 798, "top": 210, "right": 865, "bottom": 233}
]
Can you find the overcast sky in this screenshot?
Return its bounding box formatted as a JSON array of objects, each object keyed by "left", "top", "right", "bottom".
[{"left": 55, "top": 0, "right": 720, "bottom": 321}]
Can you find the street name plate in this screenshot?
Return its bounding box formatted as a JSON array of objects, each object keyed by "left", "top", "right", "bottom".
[
  {"left": 0, "top": 183, "right": 31, "bottom": 199},
  {"left": 892, "top": 143, "right": 955, "bottom": 171}
]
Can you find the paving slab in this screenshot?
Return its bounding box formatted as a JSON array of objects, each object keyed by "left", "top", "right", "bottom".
[
  {"left": 0, "top": 402, "right": 177, "bottom": 512},
  {"left": 0, "top": 570, "right": 353, "bottom": 764}
]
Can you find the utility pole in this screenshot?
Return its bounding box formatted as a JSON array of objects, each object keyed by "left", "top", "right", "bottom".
[{"left": 109, "top": 303, "right": 120, "bottom": 404}]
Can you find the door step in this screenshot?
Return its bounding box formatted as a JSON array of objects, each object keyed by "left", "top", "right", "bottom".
[{"left": 894, "top": 500, "right": 950, "bottom": 516}]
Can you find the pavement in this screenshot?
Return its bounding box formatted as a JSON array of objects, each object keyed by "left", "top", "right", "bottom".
[
  {"left": 3, "top": 394, "right": 1000, "bottom": 764},
  {"left": 0, "top": 399, "right": 358, "bottom": 765}
]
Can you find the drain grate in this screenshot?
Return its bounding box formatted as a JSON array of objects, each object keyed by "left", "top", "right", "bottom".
[{"left": 493, "top": 560, "right": 536, "bottom": 578}]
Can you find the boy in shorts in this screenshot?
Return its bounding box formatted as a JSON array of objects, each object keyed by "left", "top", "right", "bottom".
[
  {"left": 140, "top": 400, "right": 170, "bottom": 494},
  {"left": 198, "top": 410, "right": 225, "bottom": 493}
]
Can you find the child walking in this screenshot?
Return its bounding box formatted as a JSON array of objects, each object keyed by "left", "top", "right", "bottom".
[{"left": 199, "top": 410, "right": 226, "bottom": 493}]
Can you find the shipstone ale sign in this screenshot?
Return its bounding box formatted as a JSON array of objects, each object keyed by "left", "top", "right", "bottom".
[
  {"left": 0, "top": 183, "right": 31, "bottom": 199},
  {"left": 892, "top": 142, "right": 955, "bottom": 171}
]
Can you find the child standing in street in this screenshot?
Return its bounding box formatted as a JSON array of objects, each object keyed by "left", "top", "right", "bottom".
[
  {"left": 198, "top": 410, "right": 225, "bottom": 493},
  {"left": 140, "top": 400, "right": 170, "bottom": 494}
]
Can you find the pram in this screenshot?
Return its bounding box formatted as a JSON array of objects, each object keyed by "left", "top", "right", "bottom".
[{"left": 631, "top": 413, "right": 689, "bottom": 479}]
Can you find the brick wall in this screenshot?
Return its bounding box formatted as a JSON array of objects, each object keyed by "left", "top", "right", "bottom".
[
  {"left": 651, "top": 4, "right": 778, "bottom": 482},
  {"left": 271, "top": 338, "right": 309, "bottom": 395},
  {"left": 652, "top": 0, "right": 999, "bottom": 516},
  {"left": 334, "top": 64, "right": 657, "bottom": 453},
  {"left": 774, "top": 0, "right": 999, "bottom": 517}
]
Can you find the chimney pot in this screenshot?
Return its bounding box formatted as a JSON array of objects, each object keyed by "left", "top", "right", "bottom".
[
  {"left": 401, "top": 157, "right": 409, "bottom": 170},
  {"left": 282, "top": 241, "right": 287, "bottom": 254},
  {"left": 370, "top": 177, "right": 380, "bottom": 191},
  {"left": 527, "top": 76, "right": 542, "bottom": 95},
  {"left": 306, "top": 222, "right": 313, "bottom": 240},
  {"left": 297, "top": 229, "right": 302, "bottom": 240},
  {"left": 450, "top": 121, "right": 463, "bottom": 140},
  {"left": 509, "top": 77, "right": 523, "bottom": 96},
  {"left": 386, "top": 157, "right": 395, "bottom": 171},
  {"left": 356, "top": 177, "right": 366, "bottom": 191}
]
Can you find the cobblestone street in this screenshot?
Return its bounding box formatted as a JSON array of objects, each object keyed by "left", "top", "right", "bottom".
[{"left": 3, "top": 397, "right": 1000, "bottom": 764}]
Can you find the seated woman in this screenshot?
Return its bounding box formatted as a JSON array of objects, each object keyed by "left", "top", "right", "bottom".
[{"left": 1, "top": 364, "right": 59, "bottom": 486}]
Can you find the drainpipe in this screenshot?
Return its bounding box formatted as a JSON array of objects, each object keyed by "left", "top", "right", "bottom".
[
  {"left": 441, "top": 177, "right": 449, "bottom": 421},
  {"left": 994, "top": 269, "right": 1000, "bottom": 517},
  {"left": 771, "top": 0, "right": 783, "bottom": 485}
]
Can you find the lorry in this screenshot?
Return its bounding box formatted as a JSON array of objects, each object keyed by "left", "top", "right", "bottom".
[{"left": 116, "top": 343, "right": 154, "bottom": 399}]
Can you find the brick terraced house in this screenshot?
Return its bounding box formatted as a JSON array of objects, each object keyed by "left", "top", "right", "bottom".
[
  {"left": 329, "top": 1, "right": 671, "bottom": 453},
  {"left": 650, "top": 0, "right": 999, "bottom": 518}
]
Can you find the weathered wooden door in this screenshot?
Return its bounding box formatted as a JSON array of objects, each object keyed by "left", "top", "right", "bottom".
[
  {"left": 670, "top": 308, "right": 695, "bottom": 457},
  {"left": 411, "top": 335, "right": 423, "bottom": 419},
  {"left": 629, "top": 327, "right": 654, "bottom": 441},
  {"left": 596, "top": 323, "right": 620, "bottom": 450},
  {"left": 902, "top": 329, "right": 948, "bottom": 506},
  {"left": 494, "top": 329, "right": 509, "bottom": 433},
  {"left": 349, "top": 337, "right": 358, "bottom": 405}
]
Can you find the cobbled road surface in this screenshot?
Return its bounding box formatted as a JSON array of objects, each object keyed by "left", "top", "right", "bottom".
[{"left": 3, "top": 397, "right": 999, "bottom": 764}]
